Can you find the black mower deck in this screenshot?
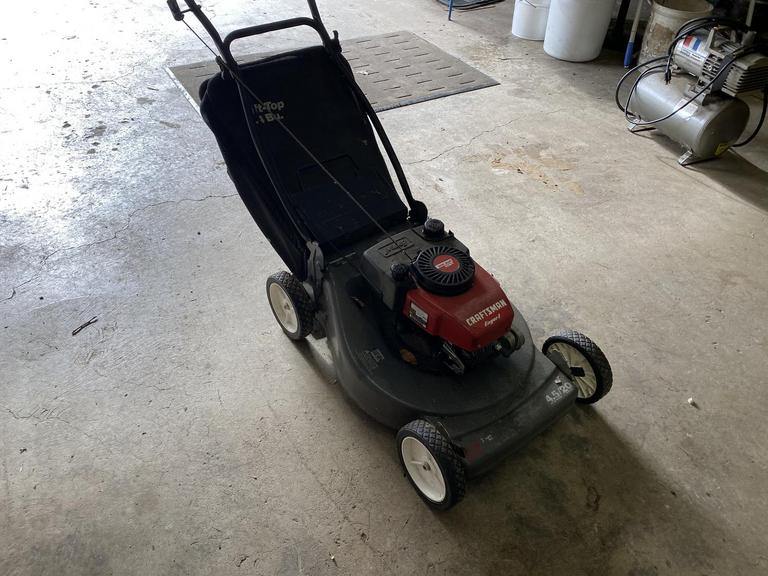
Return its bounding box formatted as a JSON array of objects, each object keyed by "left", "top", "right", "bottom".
[{"left": 321, "top": 257, "right": 578, "bottom": 477}]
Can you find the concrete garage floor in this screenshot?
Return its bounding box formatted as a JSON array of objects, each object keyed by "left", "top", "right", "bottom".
[{"left": 2, "top": 0, "right": 767, "bottom": 574}]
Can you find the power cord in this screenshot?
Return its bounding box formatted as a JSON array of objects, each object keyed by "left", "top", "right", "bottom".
[{"left": 615, "top": 18, "right": 766, "bottom": 133}]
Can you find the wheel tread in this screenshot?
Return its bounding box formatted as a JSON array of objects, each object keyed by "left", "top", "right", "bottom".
[
  {"left": 543, "top": 330, "right": 613, "bottom": 403},
  {"left": 398, "top": 419, "right": 466, "bottom": 509},
  {"left": 267, "top": 271, "right": 315, "bottom": 340}
]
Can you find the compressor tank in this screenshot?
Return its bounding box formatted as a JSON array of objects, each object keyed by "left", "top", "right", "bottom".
[{"left": 629, "top": 72, "right": 750, "bottom": 165}]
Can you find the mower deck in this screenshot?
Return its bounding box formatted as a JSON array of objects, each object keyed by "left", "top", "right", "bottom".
[{"left": 321, "top": 258, "right": 578, "bottom": 477}]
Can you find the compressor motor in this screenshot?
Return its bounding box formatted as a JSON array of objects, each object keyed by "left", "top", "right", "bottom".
[{"left": 617, "top": 20, "right": 768, "bottom": 166}]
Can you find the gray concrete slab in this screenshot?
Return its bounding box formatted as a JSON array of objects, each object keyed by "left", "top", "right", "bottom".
[{"left": 1, "top": 1, "right": 767, "bottom": 575}]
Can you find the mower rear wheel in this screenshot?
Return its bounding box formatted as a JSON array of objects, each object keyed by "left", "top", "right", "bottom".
[
  {"left": 266, "top": 271, "right": 314, "bottom": 341},
  {"left": 397, "top": 419, "right": 466, "bottom": 510},
  {"left": 542, "top": 330, "right": 612, "bottom": 404}
]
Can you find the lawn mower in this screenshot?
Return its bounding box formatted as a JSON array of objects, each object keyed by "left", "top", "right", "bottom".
[{"left": 167, "top": 0, "right": 614, "bottom": 510}]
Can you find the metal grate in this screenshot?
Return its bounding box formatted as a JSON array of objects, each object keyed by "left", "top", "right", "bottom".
[{"left": 167, "top": 31, "right": 498, "bottom": 113}]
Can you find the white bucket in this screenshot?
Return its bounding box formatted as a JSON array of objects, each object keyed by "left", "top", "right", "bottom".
[
  {"left": 512, "top": 0, "right": 551, "bottom": 41},
  {"left": 639, "top": 0, "right": 713, "bottom": 62},
  {"left": 543, "top": 0, "right": 615, "bottom": 62}
]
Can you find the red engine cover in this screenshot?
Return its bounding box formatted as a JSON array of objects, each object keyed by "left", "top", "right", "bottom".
[{"left": 403, "top": 263, "right": 514, "bottom": 352}]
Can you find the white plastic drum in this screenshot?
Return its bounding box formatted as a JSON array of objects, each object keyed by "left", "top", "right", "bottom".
[
  {"left": 512, "top": 0, "right": 551, "bottom": 41},
  {"left": 543, "top": 0, "right": 615, "bottom": 62}
]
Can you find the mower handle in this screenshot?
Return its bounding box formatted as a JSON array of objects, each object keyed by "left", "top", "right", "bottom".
[
  {"left": 167, "top": 0, "right": 333, "bottom": 69},
  {"left": 167, "top": 0, "right": 427, "bottom": 223},
  {"left": 167, "top": 0, "right": 184, "bottom": 21},
  {"left": 223, "top": 17, "right": 331, "bottom": 60}
]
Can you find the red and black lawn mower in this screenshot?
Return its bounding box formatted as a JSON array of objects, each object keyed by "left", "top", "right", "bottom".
[{"left": 168, "top": 0, "right": 613, "bottom": 509}]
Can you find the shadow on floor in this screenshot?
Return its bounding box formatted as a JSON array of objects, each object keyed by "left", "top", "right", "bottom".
[
  {"left": 292, "top": 339, "right": 746, "bottom": 575},
  {"left": 290, "top": 338, "right": 382, "bottom": 425},
  {"left": 438, "top": 407, "right": 745, "bottom": 575},
  {"left": 292, "top": 339, "right": 338, "bottom": 385},
  {"left": 627, "top": 129, "right": 768, "bottom": 213},
  {"left": 685, "top": 152, "right": 768, "bottom": 214}
]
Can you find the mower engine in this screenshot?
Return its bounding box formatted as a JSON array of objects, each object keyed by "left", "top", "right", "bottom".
[
  {"left": 359, "top": 219, "right": 523, "bottom": 374},
  {"left": 626, "top": 25, "right": 767, "bottom": 166}
]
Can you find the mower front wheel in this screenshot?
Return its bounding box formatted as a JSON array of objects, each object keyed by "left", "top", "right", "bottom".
[
  {"left": 266, "top": 271, "right": 314, "bottom": 341},
  {"left": 543, "top": 330, "right": 613, "bottom": 404},
  {"left": 397, "top": 419, "right": 466, "bottom": 510}
]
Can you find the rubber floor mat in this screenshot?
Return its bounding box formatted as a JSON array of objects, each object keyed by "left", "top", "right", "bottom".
[{"left": 168, "top": 31, "right": 498, "bottom": 113}]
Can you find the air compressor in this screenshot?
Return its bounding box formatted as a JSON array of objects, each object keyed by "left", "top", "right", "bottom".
[{"left": 617, "top": 18, "right": 768, "bottom": 166}]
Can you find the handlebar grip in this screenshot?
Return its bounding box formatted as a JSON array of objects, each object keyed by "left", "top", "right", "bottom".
[
  {"left": 167, "top": 0, "right": 184, "bottom": 21},
  {"left": 223, "top": 17, "right": 321, "bottom": 52}
]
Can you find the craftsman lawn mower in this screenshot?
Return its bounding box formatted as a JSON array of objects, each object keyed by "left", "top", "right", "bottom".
[{"left": 168, "top": 0, "right": 614, "bottom": 509}]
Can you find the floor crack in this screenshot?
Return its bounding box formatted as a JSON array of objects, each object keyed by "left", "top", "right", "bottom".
[
  {"left": 404, "top": 108, "right": 567, "bottom": 167},
  {"left": 3, "top": 407, "right": 34, "bottom": 420},
  {"left": 404, "top": 116, "right": 520, "bottom": 166},
  {"left": 2, "top": 193, "right": 238, "bottom": 302}
]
